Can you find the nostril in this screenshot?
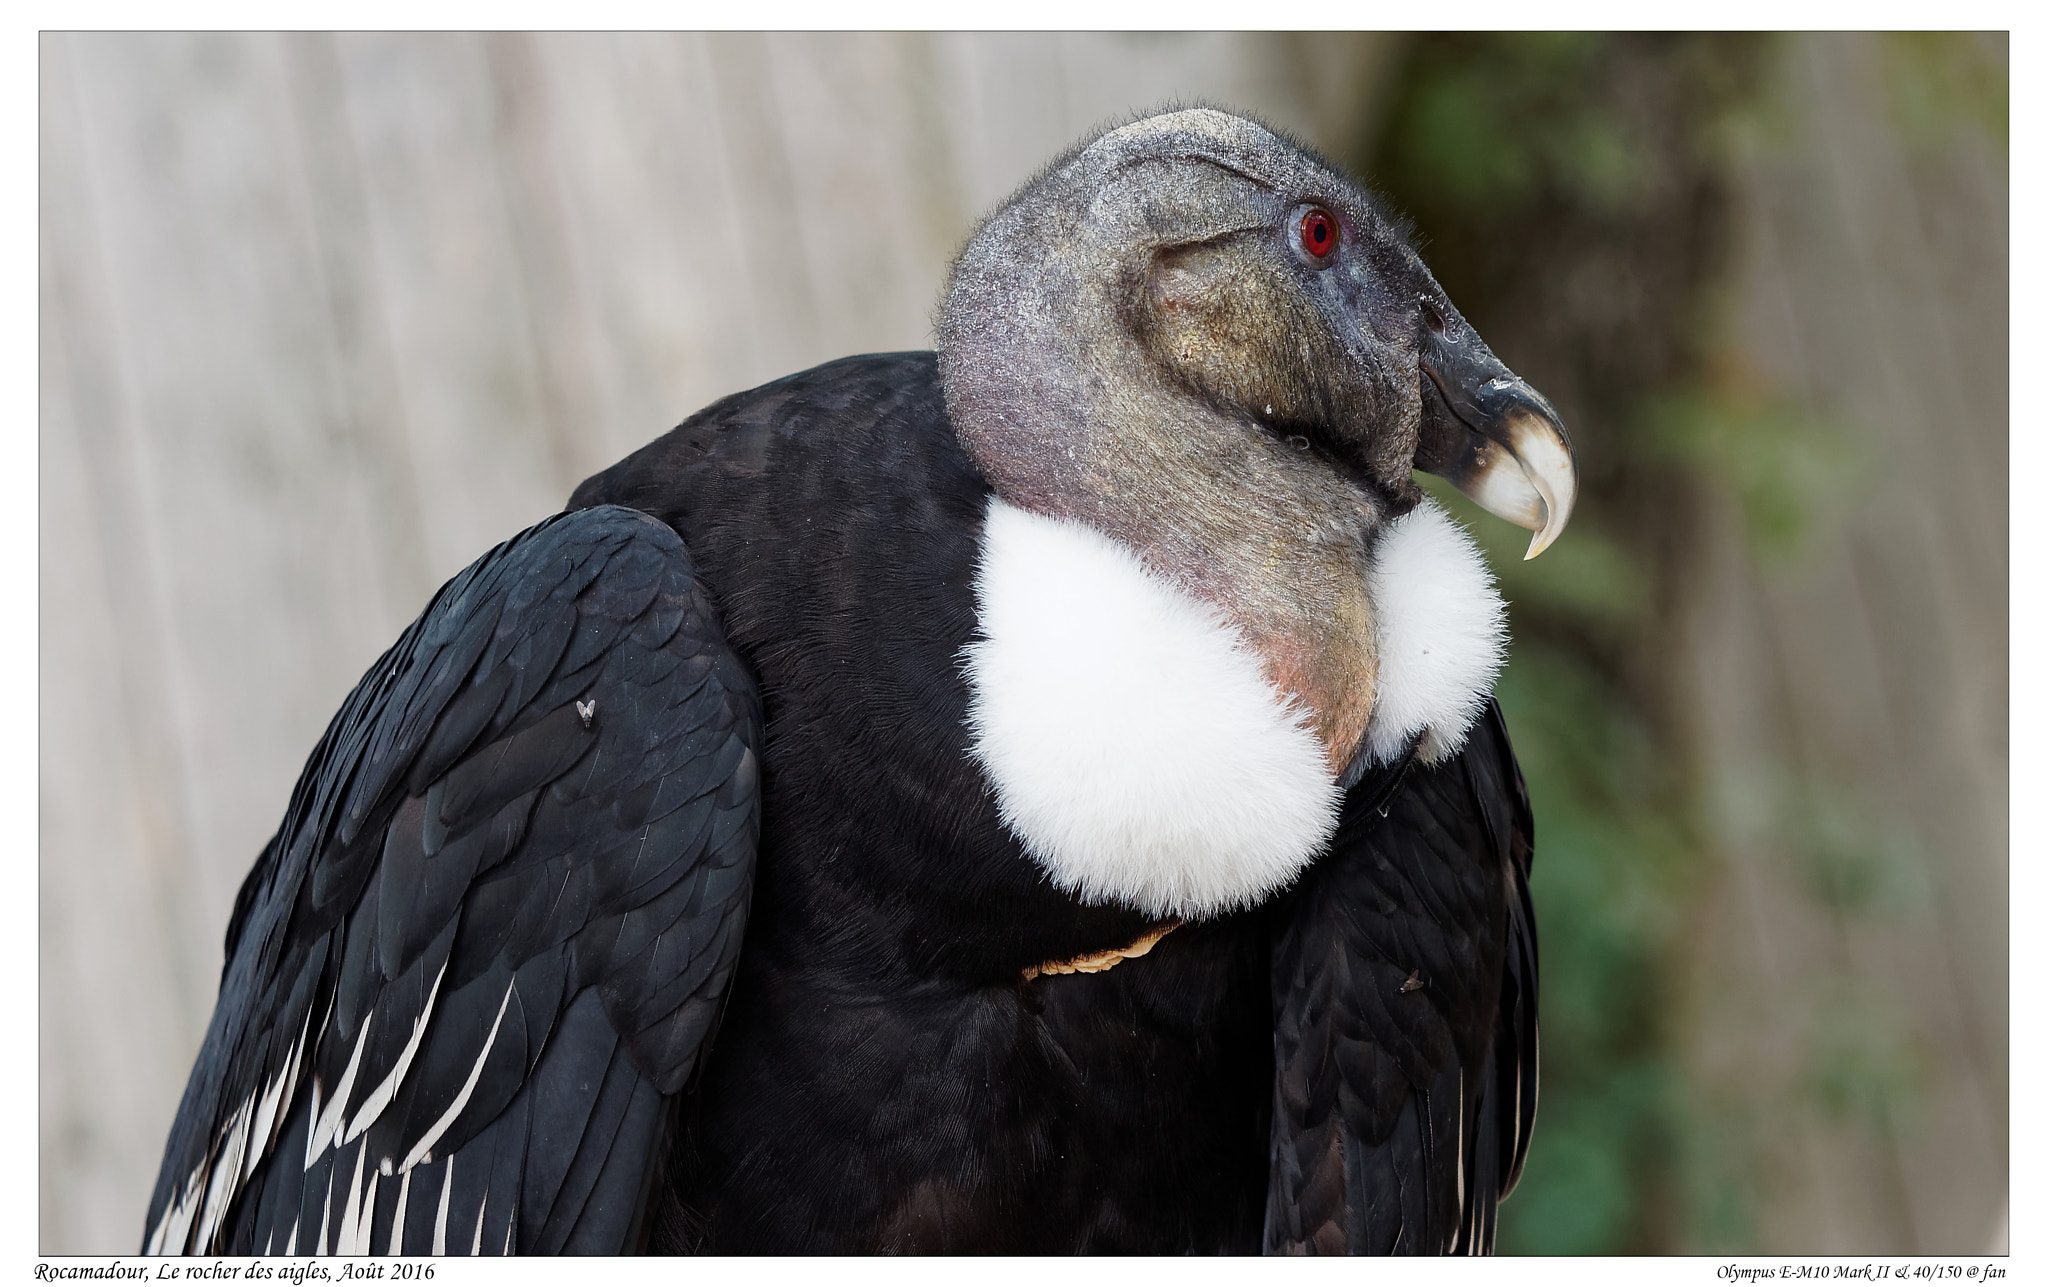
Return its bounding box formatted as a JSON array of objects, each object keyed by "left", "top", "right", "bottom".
[{"left": 1421, "top": 299, "right": 1447, "bottom": 336}]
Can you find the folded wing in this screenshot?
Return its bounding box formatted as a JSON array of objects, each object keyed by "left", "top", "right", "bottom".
[
  {"left": 1265, "top": 699, "right": 1538, "bottom": 1254},
  {"left": 143, "top": 505, "right": 763, "bottom": 1256}
]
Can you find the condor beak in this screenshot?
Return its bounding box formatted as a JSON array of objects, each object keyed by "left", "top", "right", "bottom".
[{"left": 1413, "top": 326, "right": 1578, "bottom": 560}]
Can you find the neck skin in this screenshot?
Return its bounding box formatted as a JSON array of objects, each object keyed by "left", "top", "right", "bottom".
[{"left": 941, "top": 259, "right": 1387, "bottom": 776}]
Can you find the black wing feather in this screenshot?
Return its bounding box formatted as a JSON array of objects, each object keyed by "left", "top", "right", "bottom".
[
  {"left": 1265, "top": 699, "right": 1538, "bottom": 1255},
  {"left": 144, "top": 505, "right": 763, "bottom": 1255}
]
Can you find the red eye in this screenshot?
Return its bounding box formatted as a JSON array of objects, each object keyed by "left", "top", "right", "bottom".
[{"left": 1299, "top": 208, "right": 1338, "bottom": 261}]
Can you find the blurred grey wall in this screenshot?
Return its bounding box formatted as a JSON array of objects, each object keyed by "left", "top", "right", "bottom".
[{"left": 38, "top": 31, "right": 1397, "bottom": 1253}]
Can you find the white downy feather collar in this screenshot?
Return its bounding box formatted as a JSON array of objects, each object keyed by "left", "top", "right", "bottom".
[{"left": 962, "top": 496, "right": 1504, "bottom": 919}]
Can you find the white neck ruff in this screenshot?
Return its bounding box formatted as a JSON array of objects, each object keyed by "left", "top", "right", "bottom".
[
  {"left": 1360, "top": 497, "right": 1509, "bottom": 768},
  {"left": 961, "top": 496, "right": 1504, "bottom": 920}
]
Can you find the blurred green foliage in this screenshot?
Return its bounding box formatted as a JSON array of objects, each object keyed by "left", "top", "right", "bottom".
[
  {"left": 1366, "top": 33, "right": 1775, "bottom": 1253},
  {"left": 1881, "top": 32, "right": 2008, "bottom": 148},
  {"left": 1645, "top": 386, "right": 1863, "bottom": 564},
  {"left": 1802, "top": 988, "right": 1929, "bottom": 1143}
]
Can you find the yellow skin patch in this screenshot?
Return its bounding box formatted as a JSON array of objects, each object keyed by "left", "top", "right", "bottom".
[{"left": 1023, "top": 920, "right": 1183, "bottom": 981}]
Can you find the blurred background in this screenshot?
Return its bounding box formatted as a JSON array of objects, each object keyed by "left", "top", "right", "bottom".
[{"left": 40, "top": 32, "right": 2006, "bottom": 1255}]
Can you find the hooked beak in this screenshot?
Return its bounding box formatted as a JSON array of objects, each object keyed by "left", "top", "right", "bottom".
[{"left": 1413, "top": 326, "right": 1578, "bottom": 560}]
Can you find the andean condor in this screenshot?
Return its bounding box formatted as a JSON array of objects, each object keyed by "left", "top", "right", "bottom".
[{"left": 144, "top": 107, "right": 1575, "bottom": 1256}]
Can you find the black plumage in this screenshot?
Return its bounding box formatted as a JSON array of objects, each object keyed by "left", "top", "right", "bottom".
[
  {"left": 576, "top": 353, "right": 1266, "bottom": 1251},
  {"left": 146, "top": 107, "right": 1572, "bottom": 1256},
  {"left": 1266, "top": 702, "right": 1537, "bottom": 1254}
]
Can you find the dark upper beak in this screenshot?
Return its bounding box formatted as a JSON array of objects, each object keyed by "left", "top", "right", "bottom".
[{"left": 1412, "top": 318, "right": 1578, "bottom": 560}]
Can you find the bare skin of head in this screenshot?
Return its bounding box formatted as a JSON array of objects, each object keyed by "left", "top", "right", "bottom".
[{"left": 939, "top": 110, "right": 1438, "bottom": 774}]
